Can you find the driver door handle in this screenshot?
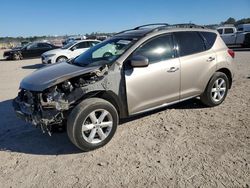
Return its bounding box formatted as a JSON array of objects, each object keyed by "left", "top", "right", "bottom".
[{"left": 167, "top": 67, "right": 179, "bottom": 73}]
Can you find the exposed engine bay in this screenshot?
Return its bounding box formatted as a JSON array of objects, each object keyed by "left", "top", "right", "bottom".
[{"left": 13, "top": 65, "right": 117, "bottom": 135}]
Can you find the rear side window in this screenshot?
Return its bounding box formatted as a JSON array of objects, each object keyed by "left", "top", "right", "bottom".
[
  {"left": 224, "top": 28, "right": 234, "bottom": 34},
  {"left": 76, "top": 42, "right": 90, "bottom": 49},
  {"left": 174, "top": 31, "right": 206, "bottom": 57},
  {"left": 38, "top": 43, "right": 51, "bottom": 48},
  {"left": 200, "top": 32, "right": 217, "bottom": 49},
  {"left": 134, "top": 34, "right": 175, "bottom": 63}
]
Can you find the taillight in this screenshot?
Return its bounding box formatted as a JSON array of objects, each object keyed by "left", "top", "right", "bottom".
[{"left": 228, "top": 49, "right": 235, "bottom": 58}]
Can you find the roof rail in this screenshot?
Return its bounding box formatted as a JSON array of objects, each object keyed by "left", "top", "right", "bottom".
[
  {"left": 167, "top": 23, "right": 206, "bottom": 29},
  {"left": 115, "top": 23, "right": 169, "bottom": 35},
  {"left": 115, "top": 23, "right": 206, "bottom": 36},
  {"left": 133, "top": 23, "right": 169, "bottom": 30}
]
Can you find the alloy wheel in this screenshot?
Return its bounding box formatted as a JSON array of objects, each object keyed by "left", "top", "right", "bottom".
[
  {"left": 211, "top": 78, "right": 227, "bottom": 102},
  {"left": 81, "top": 109, "right": 113, "bottom": 144}
]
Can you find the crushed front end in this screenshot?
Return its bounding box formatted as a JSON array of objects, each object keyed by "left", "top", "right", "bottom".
[
  {"left": 13, "top": 65, "right": 110, "bottom": 135},
  {"left": 13, "top": 88, "right": 67, "bottom": 135}
]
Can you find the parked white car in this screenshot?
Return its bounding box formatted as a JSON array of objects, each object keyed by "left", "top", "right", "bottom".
[{"left": 41, "top": 40, "right": 100, "bottom": 64}]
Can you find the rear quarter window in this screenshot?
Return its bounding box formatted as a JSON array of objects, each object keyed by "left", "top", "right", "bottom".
[
  {"left": 174, "top": 31, "right": 206, "bottom": 57},
  {"left": 200, "top": 32, "right": 217, "bottom": 50}
]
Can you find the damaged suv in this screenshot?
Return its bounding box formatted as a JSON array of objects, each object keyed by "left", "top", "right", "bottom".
[{"left": 13, "top": 24, "right": 235, "bottom": 151}]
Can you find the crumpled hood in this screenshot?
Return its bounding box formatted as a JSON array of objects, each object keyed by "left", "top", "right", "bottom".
[
  {"left": 20, "top": 62, "right": 101, "bottom": 91},
  {"left": 4, "top": 49, "right": 20, "bottom": 54}
]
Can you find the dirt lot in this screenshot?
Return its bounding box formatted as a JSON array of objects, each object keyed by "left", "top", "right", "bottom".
[{"left": 0, "top": 50, "right": 249, "bottom": 188}]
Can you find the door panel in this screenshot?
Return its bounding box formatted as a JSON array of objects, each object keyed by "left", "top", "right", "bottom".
[
  {"left": 125, "top": 58, "right": 180, "bottom": 114},
  {"left": 22, "top": 43, "right": 39, "bottom": 58},
  {"left": 125, "top": 34, "right": 180, "bottom": 114},
  {"left": 70, "top": 42, "right": 89, "bottom": 58},
  {"left": 221, "top": 28, "right": 236, "bottom": 45},
  {"left": 179, "top": 50, "right": 216, "bottom": 99},
  {"left": 222, "top": 34, "right": 235, "bottom": 45},
  {"left": 173, "top": 31, "right": 217, "bottom": 99},
  {"left": 71, "top": 48, "right": 88, "bottom": 57}
]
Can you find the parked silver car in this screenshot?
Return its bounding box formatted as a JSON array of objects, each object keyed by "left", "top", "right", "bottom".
[
  {"left": 13, "top": 24, "right": 235, "bottom": 151},
  {"left": 217, "top": 24, "right": 250, "bottom": 47}
]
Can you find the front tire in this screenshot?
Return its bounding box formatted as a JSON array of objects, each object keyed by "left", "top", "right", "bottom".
[
  {"left": 56, "top": 56, "right": 68, "bottom": 63},
  {"left": 67, "top": 98, "right": 118, "bottom": 151},
  {"left": 13, "top": 53, "right": 22, "bottom": 60},
  {"left": 200, "top": 72, "right": 229, "bottom": 107}
]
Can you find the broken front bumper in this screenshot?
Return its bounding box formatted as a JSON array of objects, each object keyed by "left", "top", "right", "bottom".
[
  {"left": 13, "top": 98, "right": 30, "bottom": 122},
  {"left": 13, "top": 95, "right": 64, "bottom": 135},
  {"left": 13, "top": 96, "right": 44, "bottom": 126}
]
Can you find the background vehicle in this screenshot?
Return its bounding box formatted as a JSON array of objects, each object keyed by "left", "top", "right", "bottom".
[
  {"left": 13, "top": 24, "right": 235, "bottom": 151},
  {"left": 62, "top": 35, "right": 87, "bottom": 46},
  {"left": 12, "top": 41, "right": 30, "bottom": 50},
  {"left": 217, "top": 24, "right": 250, "bottom": 47},
  {"left": 3, "top": 42, "right": 59, "bottom": 60},
  {"left": 41, "top": 40, "right": 100, "bottom": 64}
]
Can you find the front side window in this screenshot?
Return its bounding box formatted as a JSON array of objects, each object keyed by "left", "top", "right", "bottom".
[
  {"left": 133, "top": 34, "right": 175, "bottom": 64},
  {"left": 224, "top": 28, "right": 234, "bottom": 34},
  {"left": 26, "top": 43, "right": 38, "bottom": 50},
  {"left": 73, "top": 38, "right": 137, "bottom": 67},
  {"left": 62, "top": 41, "right": 76, "bottom": 49},
  {"left": 237, "top": 27, "right": 243, "bottom": 32},
  {"left": 174, "top": 31, "right": 206, "bottom": 57}
]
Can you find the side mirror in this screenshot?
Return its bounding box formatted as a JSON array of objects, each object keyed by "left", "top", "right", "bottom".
[{"left": 130, "top": 55, "right": 149, "bottom": 67}]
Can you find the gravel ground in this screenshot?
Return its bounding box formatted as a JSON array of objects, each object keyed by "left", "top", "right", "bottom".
[{"left": 0, "top": 50, "right": 249, "bottom": 188}]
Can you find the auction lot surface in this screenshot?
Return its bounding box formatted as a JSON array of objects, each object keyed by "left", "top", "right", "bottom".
[{"left": 0, "top": 50, "right": 249, "bottom": 187}]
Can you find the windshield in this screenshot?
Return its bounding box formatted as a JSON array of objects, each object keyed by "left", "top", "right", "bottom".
[
  {"left": 73, "top": 38, "right": 137, "bottom": 67},
  {"left": 61, "top": 41, "right": 76, "bottom": 49}
]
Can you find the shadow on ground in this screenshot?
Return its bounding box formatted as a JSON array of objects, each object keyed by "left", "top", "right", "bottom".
[
  {"left": 0, "top": 99, "right": 81, "bottom": 155},
  {"left": 120, "top": 98, "right": 206, "bottom": 124},
  {"left": 22, "top": 64, "right": 45, "bottom": 69},
  {"left": 0, "top": 97, "right": 205, "bottom": 155}
]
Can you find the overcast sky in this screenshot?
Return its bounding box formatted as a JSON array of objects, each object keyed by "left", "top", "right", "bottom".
[{"left": 0, "top": 0, "right": 250, "bottom": 37}]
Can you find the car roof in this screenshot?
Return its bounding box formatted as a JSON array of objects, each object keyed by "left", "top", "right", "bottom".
[
  {"left": 217, "top": 26, "right": 236, "bottom": 29},
  {"left": 115, "top": 27, "right": 216, "bottom": 39},
  {"left": 74, "top": 39, "right": 101, "bottom": 44}
]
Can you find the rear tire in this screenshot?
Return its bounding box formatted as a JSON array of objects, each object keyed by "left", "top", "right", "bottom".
[
  {"left": 67, "top": 98, "right": 118, "bottom": 151},
  {"left": 200, "top": 72, "right": 229, "bottom": 107}
]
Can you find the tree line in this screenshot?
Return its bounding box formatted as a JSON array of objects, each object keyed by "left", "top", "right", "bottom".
[
  {"left": 222, "top": 17, "right": 250, "bottom": 26},
  {"left": 1, "top": 17, "right": 250, "bottom": 42}
]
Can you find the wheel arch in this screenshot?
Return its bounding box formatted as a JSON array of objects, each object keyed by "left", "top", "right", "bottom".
[
  {"left": 56, "top": 55, "right": 68, "bottom": 62},
  {"left": 76, "top": 90, "right": 128, "bottom": 119},
  {"left": 216, "top": 68, "right": 232, "bottom": 89}
]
